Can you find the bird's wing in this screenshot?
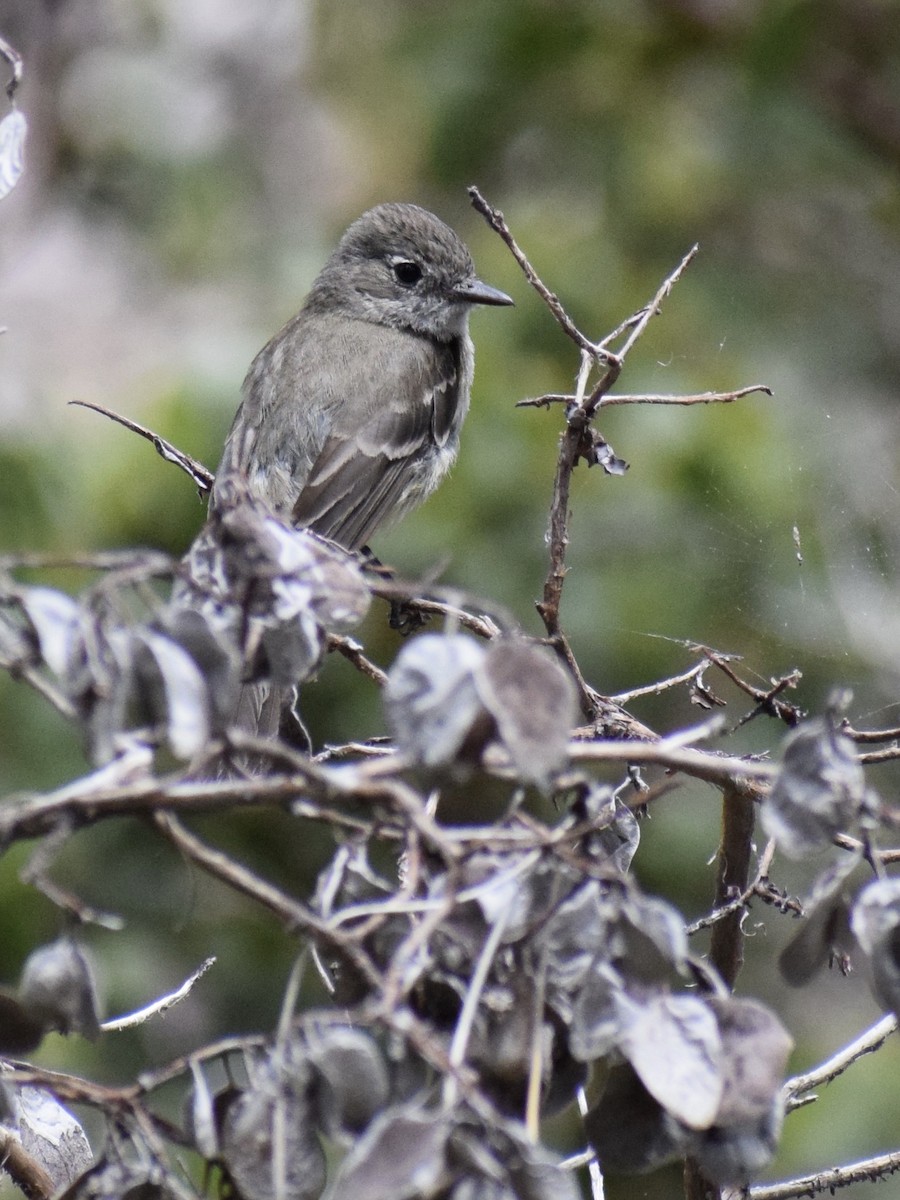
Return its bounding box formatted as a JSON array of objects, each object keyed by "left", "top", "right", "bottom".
[{"left": 291, "top": 337, "right": 462, "bottom": 549}]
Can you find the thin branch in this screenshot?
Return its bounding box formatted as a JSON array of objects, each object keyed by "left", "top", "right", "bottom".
[
  {"left": 468, "top": 186, "right": 605, "bottom": 361},
  {"left": 0, "top": 758, "right": 332, "bottom": 842},
  {"left": 708, "top": 780, "right": 756, "bottom": 989},
  {"left": 606, "top": 385, "right": 772, "bottom": 406},
  {"left": 69, "top": 400, "right": 214, "bottom": 494},
  {"left": 102, "top": 957, "right": 217, "bottom": 1031},
  {"left": 444, "top": 901, "right": 512, "bottom": 1104},
  {"left": 841, "top": 722, "right": 900, "bottom": 745},
  {"left": 0, "top": 728, "right": 775, "bottom": 853},
  {"left": 784, "top": 1013, "right": 897, "bottom": 1104},
  {"left": 153, "top": 811, "right": 344, "bottom": 942},
  {"left": 569, "top": 738, "right": 774, "bottom": 795},
  {"left": 560, "top": 1147, "right": 599, "bottom": 1173},
  {"left": 21, "top": 822, "right": 126, "bottom": 929},
  {"left": 517, "top": 385, "right": 772, "bottom": 409},
  {"left": 857, "top": 746, "right": 900, "bottom": 765},
  {"left": 0, "top": 549, "right": 175, "bottom": 574},
  {"left": 656, "top": 714, "right": 728, "bottom": 748},
  {"left": 686, "top": 840, "right": 776, "bottom": 935},
  {"left": 327, "top": 634, "right": 388, "bottom": 686},
  {"left": 704, "top": 653, "right": 804, "bottom": 728},
  {"left": 549, "top": 629, "right": 615, "bottom": 722},
  {"left": 745, "top": 1149, "right": 900, "bottom": 1199},
  {"left": 609, "top": 661, "right": 707, "bottom": 705},
  {"left": 612, "top": 245, "right": 698, "bottom": 362},
  {"left": 0, "top": 653, "right": 77, "bottom": 720},
  {"left": 575, "top": 1087, "right": 605, "bottom": 1200},
  {"left": 525, "top": 947, "right": 549, "bottom": 1142},
  {"left": 366, "top": 577, "right": 507, "bottom": 640}
]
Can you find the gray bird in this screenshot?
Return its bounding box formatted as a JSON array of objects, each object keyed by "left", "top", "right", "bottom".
[
  {"left": 212, "top": 202, "right": 513, "bottom": 550},
  {"left": 207, "top": 202, "right": 513, "bottom": 741}
]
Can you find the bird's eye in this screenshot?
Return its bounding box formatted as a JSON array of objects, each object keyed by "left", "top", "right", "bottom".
[{"left": 392, "top": 260, "right": 423, "bottom": 286}]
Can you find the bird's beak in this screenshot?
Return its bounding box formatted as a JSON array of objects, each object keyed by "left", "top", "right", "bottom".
[{"left": 451, "top": 278, "right": 514, "bottom": 306}]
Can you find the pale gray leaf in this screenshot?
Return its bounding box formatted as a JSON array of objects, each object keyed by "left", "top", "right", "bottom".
[
  {"left": 186, "top": 1061, "right": 220, "bottom": 1159},
  {"left": 306, "top": 1026, "right": 390, "bottom": 1140},
  {"left": 616, "top": 891, "right": 689, "bottom": 984},
  {"left": 707, "top": 996, "right": 793, "bottom": 1126},
  {"left": 292, "top": 530, "right": 371, "bottom": 631},
  {"left": 779, "top": 851, "right": 860, "bottom": 986},
  {"left": 329, "top": 1104, "right": 449, "bottom": 1200},
  {"left": 259, "top": 610, "right": 324, "bottom": 686},
  {"left": 384, "top": 633, "right": 488, "bottom": 768},
  {"left": 474, "top": 640, "right": 578, "bottom": 789},
  {"left": 134, "top": 630, "right": 210, "bottom": 759},
  {"left": 851, "top": 877, "right": 900, "bottom": 1017},
  {"left": 0, "top": 108, "right": 26, "bottom": 199},
  {"left": 82, "top": 627, "right": 136, "bottom": 765},
  {"left": 542, "top": 880, "right": 608, "bottom": 994},
  {"left": 19, "top": 586, "right": 82, "bottom": 676},
  {"left": 162, "top": 608, "right": 242, "bottom": 730},
  {"left": 18, "top": 939, "right": 102, "bottom": 1040},
  {"left": 588, "top": 791, "right": 640, "bottom": 871},
  {"left": 18, "top": 1085, "right": 94, "bottom": 1189},
  {"left": 220, "top": 1083, "right": 326, "bottom": 1200},
  {"left": 763, "top": 719, "right": 866, "bottom": 858},
  {"left": 568, "top": 960, "right": 622, "bottom": 1061},
  {"left": 616, "top": 992, "right": 723, "bottom": 1129}
]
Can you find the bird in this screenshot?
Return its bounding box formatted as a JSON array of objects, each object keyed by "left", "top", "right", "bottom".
[
  {"left": 211, "top": 202, "right": 513, "bottom": 551},
  {"left": 207, "top": 202, "right": 513, "bottom": 740}
]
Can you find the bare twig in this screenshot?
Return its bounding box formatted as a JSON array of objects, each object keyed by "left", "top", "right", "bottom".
[
  {"left": 21, "top": 822, "right": 126, "bottom": 929},
  {"left": 857, "top": 746, "right": 900, "bottom": 766},
  {"left": 103, "top": 957, "right": 217, "bottom": 1031},
  {"left": 687, "top": 840, "right": 776, "bottom": 935},
  {"left": 708, "top": 780, "right": 756, "bottom": 989},
  {"left": 366, "top": 576, "right": 508, "bottom": 640},
  {"left": 609, "top": 661, "right": 708, "bottom": 705},
  {"left": 0, "top": 770, "right": 314, "bottom": 842},
  {"left": 784, "top": 1013, "right": 897, "bottom": 1104},
  {"left": 0, "top": 548, "right": 176, "bottom": 575},
  {"left": 0, "top": 653, "right": 78, "bottom": 720},
  {"left": 468, "top": 186, "right": 607, "bottom": 362},
  {"left": 327, "top": 634, "right": 388, "bottom": 686},
  {"left": 69, "top": 400, "right": 214, "bottom": 494},
  {"left": 575, "top": 1087, "right": 605, "bottom": 1200},
  {"left": 840, "top": 721, "right": 900, "bottom": 745},
  {"left": 745, "top": 1149, "right": 900, "bottom": 1199},
  {"left": 444, "top": 899, "right": 512, "bottom": 1104},
  {"left": 612, "top": 245, "right": 698, "bottom": 361},
  {"left": 704, "top": 653, "right": 804, "bottom": 729},
  {"left": 569, "top": 737, "right": 773, "bottom": 796},
  {"left": 471, "top": 203, "right": 698, "bottom": 641},
  {"left": 525, "top": 946, "right": 549, "bottom": 1142},
  {"left": 517, "top": 385, "right": 772, "bottom": 409},
  {"left": 153, "top": 811, "right": 347, "bottom": 941}
]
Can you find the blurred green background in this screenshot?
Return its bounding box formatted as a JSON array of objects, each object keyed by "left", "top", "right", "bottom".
[{"left": 2, "top": 0, "right": 900, "bottom": 1195}]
